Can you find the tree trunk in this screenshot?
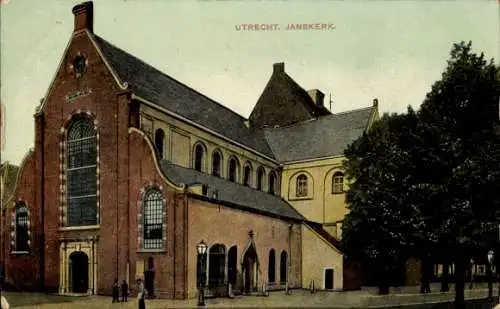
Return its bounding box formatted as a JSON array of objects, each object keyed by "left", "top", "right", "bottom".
[
  {"left": 454, "top": 257, "right": 466, "bottom": 309},
  {"left": 377, "top": 265, "right": 390, "bottom": 295},
  {"left": 420, "top": 257, "right": 432, "bottom": 294},
  {"left": 441, "top": 261, "right": 450, "bottom": 292}
]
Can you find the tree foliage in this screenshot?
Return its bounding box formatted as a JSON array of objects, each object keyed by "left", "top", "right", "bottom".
[{"left": 341, "top": 41, "right": 500, "bottom": 303}]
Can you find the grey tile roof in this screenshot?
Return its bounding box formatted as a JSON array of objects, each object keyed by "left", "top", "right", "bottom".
[
  {"left": 93, "top": 35, "right": 275, "bottom": 158},
  {"left": 159, "top": 160, "right": 305, "bottom": 221},
  {"left": 263, "top": 107, "right": 375, "bottom": 162}
]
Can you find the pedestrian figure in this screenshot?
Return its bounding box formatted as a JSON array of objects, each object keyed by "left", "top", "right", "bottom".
[
  {"left": 121, "top": 279, "right": 129, "bottom": 302},
  {"left": 1, "top": 295, "right": 9, "bottom": 309},
  {"left": 112, "top": 278, "right": 120, "bottom": 303},
  {"left": 137, "top": 278, "right": 147, "bottom": 309}
]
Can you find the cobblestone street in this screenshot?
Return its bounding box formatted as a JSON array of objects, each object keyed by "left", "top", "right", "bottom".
[{"left": 2, "top": 284, "right": 497, "bottom": 308}]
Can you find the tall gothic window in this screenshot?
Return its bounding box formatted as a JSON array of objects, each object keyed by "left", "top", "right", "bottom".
[
  {"left": 228, "top": 157, "right": 238, "bottom": 182},
  {"left": 143, "top": 189, "right": 164, "bottom": 250},
  {"left": 257, "top": 167, "right": 265, "bottom": 191},
  {"left": 296, "top": 174, "right": 308, "bottom": 197},
  {"left": 212, "top": 151, "right": 222, "bottom": 177},
  {"left": 67, "top": 118, "right": 97, "bottom": 226},
  {"left": 194, "top": 144, "right": 204, "bottom": 172},
  {"left": 15, "top": 203, "right": 29, "bottom": 252},
  {"left": 332, "top": 172, "right": 344, "bottom": 194},
  {"left": 155, "top": 129, "right": 165, "bottom": 160}
]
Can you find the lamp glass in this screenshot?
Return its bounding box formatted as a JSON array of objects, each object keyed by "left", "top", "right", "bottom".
[
  {"left": 488, "top": 250, "right": 495, "bottom": 264},
  {"left": 197, "top": 240, "right": 207, "bottom": 255}
]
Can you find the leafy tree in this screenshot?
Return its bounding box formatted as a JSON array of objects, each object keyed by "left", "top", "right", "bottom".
[
  {"left": 417, "top": 41, "right": 500, "bottom": 309},
  {"left": 341, "top": 41, "right": 500, "bottom": 305},
  {"left": 342, "top": 110, "right": 423, "bottom": 294}
]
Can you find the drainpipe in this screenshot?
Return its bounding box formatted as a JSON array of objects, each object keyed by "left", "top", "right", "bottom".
[{"left": 287, "top": 224, "right": 292, "bottom": 294}]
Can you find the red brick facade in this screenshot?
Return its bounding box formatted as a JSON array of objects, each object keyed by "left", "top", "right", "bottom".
[{"left": 2, "top": 2, "right": 302, "bottom": 298}]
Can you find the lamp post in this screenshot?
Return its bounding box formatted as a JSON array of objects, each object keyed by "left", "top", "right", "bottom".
[
  {"left": 197, "top": 240, "right": 208, "bottom": 307},
  {"left": 469, "top": 258, "right": 474, "bottom": 289},
  {"left": 488, "top": 250, "right": 494, "bottom": 303}
]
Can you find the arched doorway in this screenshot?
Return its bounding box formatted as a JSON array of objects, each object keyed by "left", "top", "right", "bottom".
[
  {"left": 242, "top": 245, "right": 258, "bottom": 293},
  {"left": 69, "top": 251, "right": 89, "bottom": 293},
  {"left": 228, "top": 246, "right": 238, "bottom": 286},
  {"left": 144, "top": 257, "right": 155, "bottom": 297},
  {"left": 208, "top": 244, "right": 226, "bottom": 289}
]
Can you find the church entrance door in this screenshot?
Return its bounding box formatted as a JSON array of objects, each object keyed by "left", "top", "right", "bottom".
[{"left": 69, "top": 251, "right": 89, "bottom": 293}]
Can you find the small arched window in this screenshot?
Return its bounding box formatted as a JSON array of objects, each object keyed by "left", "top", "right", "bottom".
[
  {"left": 296, "top": 174, "right": 308, "bottom": 197},
  {"left": 257, "top": 167, "right": 265, "bottom": 191},
  {"left": 194, "top": 143, "right": 204, "bottom": 172},
  {"left": 143, "top": 189, "right": 164, "bottom": 250},
  {"left": 228, "top": 157, "right": 239, "bottom": 182},
  {"left": 14, "top": 203, "right": 29, "bottom": 252},
  {"left": 212, "top": 151, "right": 222, "bottom": 177},
  {"left": 332, "top": 172, "right": 344, "bottom": 194},
  {"left": 243, "top": 163, "right": 252, "bottom": 187},
  {"left": 268, "top": 249, "right": 276, "bottom": 284},
  {"left": 155, "top": 129, "right": 165, "bottom": 160},
  {"left": 269, "top": 171, "right": 277, "bottom": 195},
  {"left": 280, "top": 250, "right": 288, "bottom": 284}
]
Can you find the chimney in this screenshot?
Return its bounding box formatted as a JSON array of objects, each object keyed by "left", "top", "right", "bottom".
[
  {"left": 72, "top": 1, "right": 94, "bottom": 33},
  {"left": 273, "top": 62, "right": 285, "bottom": 74},
  {"left": 307, "top": 89, "right": 325, "bottom": 107},
  {"left": 373, "top": 98, "right": 379, "bottom": 107}
]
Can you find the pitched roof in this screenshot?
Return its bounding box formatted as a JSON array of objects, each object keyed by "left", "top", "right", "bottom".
[
  {"left": 1, "top": 163, "right": 19, "bottom": 208},
  {"left": 159, "top": 160, "right": 305, "bottom": 222},
  {"left": 263, "top": 106, "right": 375, "bottom": 162},
  {"left": 249, "top": 63, "right": 331, "bottom": 129},
  {"left": 92, "top": 35, "right": 275, "bottom": 158},
  {"left": 305, "top": 221, "right": 342, "bottom": 251}
]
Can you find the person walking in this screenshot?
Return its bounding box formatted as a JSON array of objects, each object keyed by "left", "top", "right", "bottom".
[
  {"left": 1, "top": 295, "right": 9, "bottom": 309},
  {"left": 112, "top": 279, "right": 120, "bottom": 303},
  {"left": 121, "top": 280, "right": 129, "bottom": 302},
  {"left": 137, "top": 278, "right": 147, "bottom": 309}
]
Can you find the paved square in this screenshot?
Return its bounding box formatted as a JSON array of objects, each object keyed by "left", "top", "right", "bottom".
[{"left": 1, "top": 285, "right": 495, "bottom": 309}]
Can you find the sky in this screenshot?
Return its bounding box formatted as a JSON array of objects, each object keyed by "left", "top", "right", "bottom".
[{"left": 0, "top": 0, "right": 498, "bottom": 165}]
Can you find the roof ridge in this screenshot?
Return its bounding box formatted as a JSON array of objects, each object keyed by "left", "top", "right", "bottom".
[
  {"left": 93, "top": 34, "right": 249, "bottom": 122},
  {"left": 333, "top": 105, "right": 374, "bottom": 116}
]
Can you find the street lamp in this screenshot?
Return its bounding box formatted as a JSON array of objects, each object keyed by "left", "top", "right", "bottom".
[
  {"left": 488, "top": 250, "right": 495, "bottom": 303},
  {"left": 469, "top": 258, "right": 475, "bottom": 289},
  {"left": 197, "top": 240, "right": 208, "bottom": 307}
]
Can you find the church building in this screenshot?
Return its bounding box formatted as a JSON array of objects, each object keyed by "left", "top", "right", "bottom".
[{"left": 2, "top": 1, "right": 378, "bottom": 299}]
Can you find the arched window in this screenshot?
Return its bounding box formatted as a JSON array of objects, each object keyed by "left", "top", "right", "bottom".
[
  {"left": 257, "top": 167, "right": 265, "bottom": 191},
  {"left": 66, "top": 117, "right": 97, "bottom": 226},
  {"left": 212, "top": 151, "right": 222, "bottom": 177},
  {"left": 15, "top": 203, "right": 29, "bottom": 252},
  {"left": 194, "top": 143, "right": 204, "bottom": 172},
  {"left": 228, "top": 157, "right": 239, "bottom": 182},
  {"left": 143, "top": 189, "right": 164, "bottom": 249},
  {"left": 280, "top": 250, "right": 288, "bottom": 284},
  {"left": 269, "top": 171, "right": 277, "bottom": 195},
  {"left": 155, "top": 129, "right": 165, "bottom": 160},
  {"left": 332, "top": 172, "right": 344, "bottom": 194},
  {"left": 268, "top": 249, "right": 276, "bottom": 284},
  {"left": 243, "top": 163, "right": 252, "bottom": 187},
  {"left": 296, "top": 174, "right": 308, "bottom": 197}
]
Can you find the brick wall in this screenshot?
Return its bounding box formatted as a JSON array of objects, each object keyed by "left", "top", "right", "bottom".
[
  {"left": 187, "top": 198, "right": 302, "bottom": 298},
  {"left": 128, "top": 129, "right": 186, "bottom": 299},
  {"left": 4, "top": 151, "right": 40, "bottom": 290}
]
